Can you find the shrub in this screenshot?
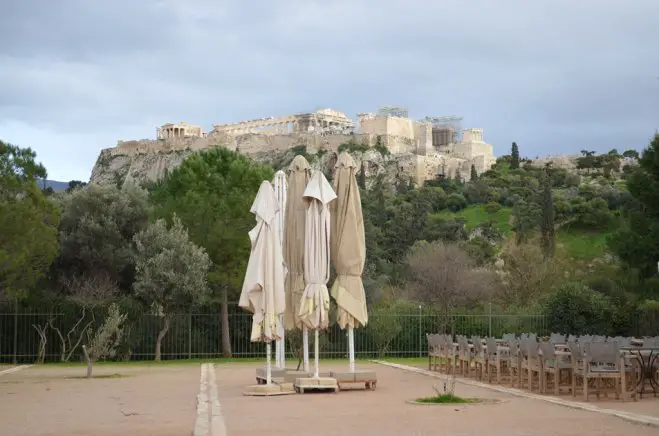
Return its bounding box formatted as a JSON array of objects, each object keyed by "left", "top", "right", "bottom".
[
  {"left": 542, "top": 282, "right": 615, "bottom": 335},
  {"left": 484, "top": 202, "right": 501, "bottom": 214}
]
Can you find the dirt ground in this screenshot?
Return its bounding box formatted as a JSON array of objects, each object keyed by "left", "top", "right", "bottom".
[
  {"left": 0, "top": 364, "right": 200, "bottom": 436},
  {"left": 215, "top": 362, "right": 659, "bottom": 436}
]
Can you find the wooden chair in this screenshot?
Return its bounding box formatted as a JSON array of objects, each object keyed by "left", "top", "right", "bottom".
[
  {"left": 521, "top": 340, "right": 543, "bottom": 392},
  {"left": 427, "top": 334, "right": 441, "bottom": 372},
  {"left": 578, "top": 342, "right": 637, "bottom": 402},
  {"left": 539, "top": 342, "right": 571, "bottom": 395},
  {"left": 457, "top": 337, "right": 472, "bottom": 377},
  {"left": 471, "top": 336, "right": 486, "bottom": 381},
  {"left": 485, "top": 337, "right": 509, "bottom": 384},
  {"left": 508, "top": 339, "right": 522, "bottom": 388}
]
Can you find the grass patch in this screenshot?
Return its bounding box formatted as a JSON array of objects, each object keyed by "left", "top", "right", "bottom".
[
  {"left": 40, "top": 357, "right": 372, "bottom": 367},
  {"left": 436, "top": 205, "right": 513, "bottom": 234},
  {"left": 556, "top": 230, "right": 612, "bottom": 260},
  {"left": 416, "top": 394, "right": 475, "bottom": 404}
]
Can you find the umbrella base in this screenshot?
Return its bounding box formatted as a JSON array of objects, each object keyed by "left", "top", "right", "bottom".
[
  {"left": 283, "top": 370, "right": 331, "bottom": 383},
  {"left": 330, "top": 370, "right": 377, "bottom": 390},
  {"left": 294, "top": 377, "right": 339, "bottom": 394},
  {"left": 243, "top": 383, "right": 296, "bottom": 396}
]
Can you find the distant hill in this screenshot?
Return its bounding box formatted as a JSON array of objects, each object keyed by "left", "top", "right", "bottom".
[{"left": 39, "top": 180, "right": 69, "bottom": 192}]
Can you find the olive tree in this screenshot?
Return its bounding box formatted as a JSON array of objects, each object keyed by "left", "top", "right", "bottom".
[{"left": 133, "top": 216, "right": 211, "bottom": 360}]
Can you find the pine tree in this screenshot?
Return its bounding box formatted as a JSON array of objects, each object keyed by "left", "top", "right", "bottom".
[
  {"left": 470, "top": 164, "right": 478, "bottom": 181},
  {"left": 540, "top": 163, "right": 555, "bottom": 258},
  {"left": 511, "top": 142, "right": 520, "bottom": 169}
]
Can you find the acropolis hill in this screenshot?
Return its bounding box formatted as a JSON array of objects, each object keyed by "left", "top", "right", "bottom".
[{"left": 89, "top": 107, "right": 496, "bottom": 186}]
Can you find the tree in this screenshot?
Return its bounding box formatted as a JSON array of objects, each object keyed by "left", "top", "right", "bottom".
[
  {"left": 82, "top": 303, "right": 127, "bottom": 378},
  {"left": 149, "top": 147, "right": 273, "bottom": 357},
  {"left": 56, "top": 183, "right": 150, "bottom": 291},
  {"left": 540, "top": 164, "right": 555, "bottom": 258},
  {"left": 66, "top": 180, "right": 87, "bottom": 192},
  {"left": 0, "top": 141, "right": 59, "bottom": 301},
  {"left": 407, "top": 241, "right": 496, "bottom": 315},
  {"left": 470, "top": 164, "right": 478, "bottom": 181},
  {"left": 608, "top": 134, "right": 659, "bottom": 278},
  {"left": 510, "top": 142, "right": 520, "bottom": 169},
  {"left": 497, "top": 240, "right": 565, "bottom": 307},
  {"left": 622, "top": 149, "right": 639, "bottom": 160},
  {"left": 511, "top": 200, "right": 541, "bottom": 244},
  {"left": 133, "top": 217, "right": 211, "bottom": 361}
]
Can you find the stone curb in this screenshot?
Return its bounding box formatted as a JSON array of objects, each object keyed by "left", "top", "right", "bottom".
[
  {"left": 193, "top": 363, "right": 227, "bottom": 436},
  {"left": 372, "top": 360, "right": 659, "bottom": 428},
  {"left": 0, "top": 365, "right": 32, "bottom": 376}
]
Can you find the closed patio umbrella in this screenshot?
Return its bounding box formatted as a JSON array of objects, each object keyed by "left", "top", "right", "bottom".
[
  {"left": 283, "top": 156, "right": 312, "bottom": 371},
  {"left": 272, "top": 170, "right": 287, "bottom": 369},
  {"left": 239, "top": 181, "right": 286, "bottom": 385},
  {"left": 299, "top": 170, "right": 336, "bottom": 378},
  {"left": 330, "top": 152, "right": 368, "bottom": 372}
]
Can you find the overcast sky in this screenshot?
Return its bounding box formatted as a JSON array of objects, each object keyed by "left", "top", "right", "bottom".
[{"left": 1, "top": 0, "right": 658, "bottom": 181}]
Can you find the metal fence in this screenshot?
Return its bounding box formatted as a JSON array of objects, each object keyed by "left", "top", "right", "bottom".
[
  {"left": 0, "top": 305, "right": 549, "bottom": 364},
  {"left": 2, "top": 303, "right": 657, "bottom": 364}
]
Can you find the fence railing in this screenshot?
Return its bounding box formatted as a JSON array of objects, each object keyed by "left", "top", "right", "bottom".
[
  {"left": 0, "top": 306, "right": 550, "bottom": 364},
  {"left": 1, "top": 304, "right": 656, "bottom": 364}
]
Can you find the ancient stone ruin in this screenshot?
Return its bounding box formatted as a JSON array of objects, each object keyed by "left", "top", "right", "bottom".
[{"left": 90, "top": 107, "right": 496, "bottom": 186}]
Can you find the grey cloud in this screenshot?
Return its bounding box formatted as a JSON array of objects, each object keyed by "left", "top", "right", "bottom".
[{"left": 1, "top": 0, "right": 658, "bottom": 180}]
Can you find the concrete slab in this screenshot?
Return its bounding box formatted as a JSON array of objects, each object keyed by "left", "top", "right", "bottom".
[
  {"left": 294, "top": 377, "right": 339, "bottom": 393},
  {"left": 243, "top": 383, "right": 295, "bottom": 397}
]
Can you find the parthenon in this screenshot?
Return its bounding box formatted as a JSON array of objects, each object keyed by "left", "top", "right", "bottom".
[{"left": 211, "top": 108, "right": 355, "bottom": 135}]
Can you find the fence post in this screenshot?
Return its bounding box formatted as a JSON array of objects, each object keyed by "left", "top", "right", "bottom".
[
  {"left": 12, "top": 299, "right": 18, "bottom": 364},
  {"left": 488, "top": 303, "right": 492, "bottom": 338},
  {"left": 188, "top": 311, "right": 192, "bottom": 360},
  {"left": 418, "top": 305, "right": 422, "bottom": 357}
]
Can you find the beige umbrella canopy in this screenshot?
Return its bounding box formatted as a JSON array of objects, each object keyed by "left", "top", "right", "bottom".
[
  {"left": 299, "top": 170, "right": 336, "bottom": 331},
  {"left": 283, "top": 156, "right": 312, "bottom": 331},
  {"left": 238, "top": 181, "right": 286, "bottom": 343},
  {"left": 330, "top": 152, "right": 368, "bottom": 330},
  {"left": 299, "top": 169, "right": 336, "bottom": 378}
]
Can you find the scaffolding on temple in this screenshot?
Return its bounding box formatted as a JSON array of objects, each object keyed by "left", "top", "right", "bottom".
[
  {"left": 377, "top": 106, "right": 409, "bottom": 118},
  {"left": 422, "top": 115, "right": 464, "bottom": 147}
]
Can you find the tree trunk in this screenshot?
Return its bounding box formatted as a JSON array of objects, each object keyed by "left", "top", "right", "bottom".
[
  {"left": 221, "top": 287, "right": 232, "bottom": 358},
  {"left": 155, "top": 316, "right": 171, "bottom": 361},
  {"left": 82, "top": 345, "right": 92, "bottom": 378}
]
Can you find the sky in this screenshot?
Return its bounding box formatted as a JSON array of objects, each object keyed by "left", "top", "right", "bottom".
[{"left": 1, "top": 0, "right": 658, "bottom": 182}]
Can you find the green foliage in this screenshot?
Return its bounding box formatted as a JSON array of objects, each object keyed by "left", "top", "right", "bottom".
[
  {"left": 57, "top": 183, "right": 150, "bottom": 290},
  {"left": 133, "top": 217, "right": 211, "bottom": 311},
  {"left": 0, "top": 141, "right": 60, "bottom": 300},
  {"left": 540, "top": 165, "right": 555, "bottom": 258},
  {"left": 608, "top": 134, "right": 659, "bottom": 277},
  {"left": 470, "top": 164, "right": 478, "bottom": 181},
  {"left": 416, "top": 394, "right": 475, "bottom": 404},
  {"left": 338, "top": 139, "right": 369, "bottom": 154},
  {"left": 150, "top": 148, "right": 274, "bottom": 295},
  {"left": 446, "top": 192, "right": 467, "bottom": 212},
  {"left": 484, "top": 202, "right": 501, "bottom": 215},
  {"left": 542, "top": 282, "right": 615, "bottom": 335},
  {"left": 510, "top": 142, "right": 520, "bottom": 170}
]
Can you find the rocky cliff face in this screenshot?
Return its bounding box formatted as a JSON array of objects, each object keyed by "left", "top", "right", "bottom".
[{"left": 89, "top": 133, "right": 485, "bottom": 188}]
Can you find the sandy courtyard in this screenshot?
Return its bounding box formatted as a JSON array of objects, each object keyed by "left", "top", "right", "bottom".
[
  {"left": 215, "top": 362, "right": 659, "bottom": 436},
  {"left": 0, "top": 364, "right": 200, "bottom": 436}
]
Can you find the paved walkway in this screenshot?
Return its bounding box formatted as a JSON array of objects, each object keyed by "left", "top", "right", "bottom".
[{"left": 214, "top": 361, "right": 659, "bottom": 436}]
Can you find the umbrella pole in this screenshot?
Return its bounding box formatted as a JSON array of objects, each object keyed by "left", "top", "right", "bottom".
[
  {"left": 265, "top": 341, "right": 272, "bottom": 385},
  {"left": 348, "top": 326, "right": 355, "bottom": 372},
  {"left": 302, "top": 326, "right": 310, "bottom": 373},
  {"left": 275, "top": 334, "right": 282, "bottom": 369},
  {"left": 313, "top": 330, "right": 320, "bottom": 378}
]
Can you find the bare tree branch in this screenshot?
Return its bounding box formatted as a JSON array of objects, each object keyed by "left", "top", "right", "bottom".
[{"left": 407, "top": 241, "right": 497, "bottom": 312}]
